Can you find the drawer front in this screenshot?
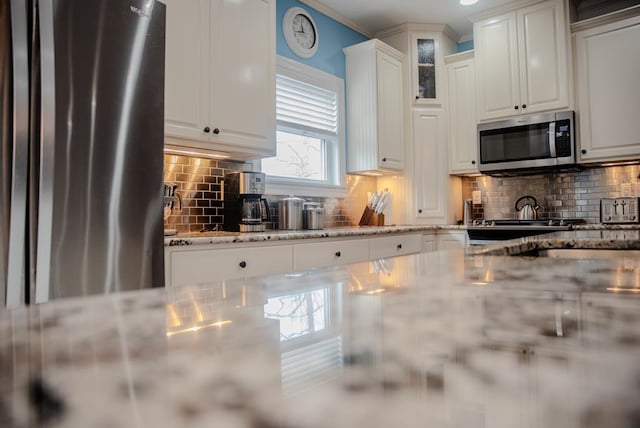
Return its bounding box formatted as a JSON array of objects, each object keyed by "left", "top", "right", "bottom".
[
  {"left": 169, "top": 245, "right": 293, "bottom": 286},
  {"left": 370, "top": 234, "right": 422, "bottom": 259},
  {"left": 422, "top": 233, "right": 437, "bottom": 252},
  {"left": 294, "top": 239, "right": 370, "bottom": 271}
]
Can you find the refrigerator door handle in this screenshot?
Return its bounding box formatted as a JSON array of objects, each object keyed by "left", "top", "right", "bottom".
[
  {"left": 5, "top": 0, "right": 30, "bottom": 307},
  {"left": 34, "top": 0, "right": 56, "bottom": 304}
]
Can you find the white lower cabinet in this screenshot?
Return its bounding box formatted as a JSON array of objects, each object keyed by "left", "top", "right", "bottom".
[
  {"left": 369, "top": 234, "right": 423, "bottom": 259},
  {"left": 294, "top": 239, "right": 371, "bottom": 271},
  {"left": 436, "top": 230, "right": 468, "bottom": 250},
  {"left": 166, "top": 244, "right": 293, "bottom": 287},
  {"left": 422, "top": 232, "right": 437, "bottom": 252}
]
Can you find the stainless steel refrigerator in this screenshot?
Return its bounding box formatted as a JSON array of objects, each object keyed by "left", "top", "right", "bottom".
[{"left": 1, "top": 0, "right": 166, "bottom": 307}]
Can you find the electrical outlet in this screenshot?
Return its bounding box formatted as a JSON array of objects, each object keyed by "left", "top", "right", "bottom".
[
  {"left": 621, "top": 182, "right": 632, "bottom": 197},
  {"left": 472, "top": 190, "right": 482, "bottom": 205}
]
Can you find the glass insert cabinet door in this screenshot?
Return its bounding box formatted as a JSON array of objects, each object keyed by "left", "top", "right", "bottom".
[{"left": 411, "top": 34, "right": 441, "bottom": 105}]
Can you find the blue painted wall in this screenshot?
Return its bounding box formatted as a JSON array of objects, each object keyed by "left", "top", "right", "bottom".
[
  {"left": 276, "top": 0, "right": 368, "bottom": 79},
  {"left": 457, "top": 40, "right": 474, "bottom": 52}
]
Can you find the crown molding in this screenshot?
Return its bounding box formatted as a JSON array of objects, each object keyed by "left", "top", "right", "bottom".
[
  {"left": 468, "top": 0, "right": 546, "bottom": 22},
  {"left": 375, "top": 22, "right": 460, "bottom": 43},
  {"left": 444, "top": 49, "right": 474, "bottom": 64},
  {"left": 297, "top": 0, "right": 374, "bottom": 37},
  {"left": 571, "top": 4, "right": 640, "bottom": 32}
]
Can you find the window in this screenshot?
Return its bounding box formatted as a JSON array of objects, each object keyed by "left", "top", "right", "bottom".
[{"left": 259, "top": 57, "right": 346, "bottom": 197}]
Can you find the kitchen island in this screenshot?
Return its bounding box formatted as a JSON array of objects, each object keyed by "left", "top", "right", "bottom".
[{"left": 2, "top": 230, "right": 640, "bottom": 427}]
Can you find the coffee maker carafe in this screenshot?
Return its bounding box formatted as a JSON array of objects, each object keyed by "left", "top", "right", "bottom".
[{"left": 223, "top": 172, "right": 270, "bottom": 232}]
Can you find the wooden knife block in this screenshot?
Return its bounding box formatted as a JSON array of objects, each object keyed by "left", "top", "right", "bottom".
[{"left": 358, "top": 206, "right": 384, "bottom": 226}]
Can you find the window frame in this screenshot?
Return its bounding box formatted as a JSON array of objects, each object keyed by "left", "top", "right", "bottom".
[{"left": 257, "top": 56, "right": 347, "bottom": 198}]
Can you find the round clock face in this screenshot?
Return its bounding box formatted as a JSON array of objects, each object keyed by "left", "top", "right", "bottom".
[
  {"left": 292, "top": 14, "right": 316, "bottom": 49},
  {"left": 283, "top": 7, "right": 319, "bottom": 59}
]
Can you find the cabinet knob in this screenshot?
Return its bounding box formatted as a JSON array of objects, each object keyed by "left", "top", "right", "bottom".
[
  {"left": 203, "top": 126, "right": 211, "bottom": 133},
  {"left": 239, "top": 261, "right": 247, "bottom": 268},
  {"left": 335, "top": 251, "right": 341, "bottom": 258},
  {"left": 382, "top": 157, "right": 387, "bottom": 162},
  {"left": 521, "top": 104, "right": 527, "bottom": 109},
  {"left": 418, "top": 209, "right": 423, "bottom": 214},
  {"left": 396, "top": 244, "right": 402, "bottom": 250},
  {"left": 213, "top": 128, "right": 220, "bottom": 135},
  {"left": 415, "top": 95, "right": 420, "bottom": 100},
  {"left": 581, "top": 149, "right": 587, "bottom": 155},
  {"left": 514, "top": 105, "right": 519, "bottom": 110},
  {"left": 471, "top": 160, "right": 476, "bottom": 165}
]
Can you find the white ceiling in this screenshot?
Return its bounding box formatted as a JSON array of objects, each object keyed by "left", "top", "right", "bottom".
[{"left": 312, "top": 0, "right": 518, "bottom": 40}]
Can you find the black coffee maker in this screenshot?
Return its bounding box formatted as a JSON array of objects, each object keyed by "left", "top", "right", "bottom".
[{"left": 223, "top": 172, "right": 270, "bottom": 232}]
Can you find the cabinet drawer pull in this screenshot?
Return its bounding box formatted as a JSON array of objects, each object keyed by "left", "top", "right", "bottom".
[
  {"left": 239, "top": 261, "right": 247, "bottom": 268},
  {"left": 581, "top": 149, "right": 587, "bottom": 155},
  {"left": 203, "top": 126, "right": 211, "bottom": 133},
  {"left": 415, "top": 95, "right": 420, "bottom": 100},
  {"left": 382, "top": 157, "right": 387, "bottom": 162},
  {"left": 396, "top": 244, "right": 402, "bottom": 250},
  {"left": 418, "top": 209, "right": 423, "bottom": 214},
  {"left": 213, "top": 128, "right": 220, "bottom": 135},
  {"left": 521, "top": 104, "right": 527, "bottom": 109},
  {"left": 335, "top": 251, "right": 341, "bottom": 258},
  {"left": 514, "top": 105, "right": 519, "bottom": 110},
  {"left": 471, "top": 160, "right": 476, "bottom": 165}
]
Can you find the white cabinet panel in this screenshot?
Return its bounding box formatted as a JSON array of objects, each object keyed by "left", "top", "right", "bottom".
[
  {"left": 575, "top": 14, "right": 640, "bottom": 163},
  {"left": 413, "top": 109, "right": 447, "bottom": 220},
  {"left": 167, "top": 244, "right": 293, "bottom": 287},
  {"left": 436, "top": 230, "right": 468, "bottom": 250},
  {"left": 294, "top": 239, "right": 370, "bottom": 271},
  {"left": 344, "top": 39, "right": 406, "bottom": 174},
  {"left": 369, "top": 234, "right": 422, "bottom": 259},
  {"left": 474, "top": 0, "right": 569, "bottom": 121},
  {"left": 422, "top": 233, "right": 437, "bottom": 252},
  {"left": 164, "top": 0, "right": 275, "bottom": 159},
  {"left": 446, "top": 52, "right": 479, "bottom": 175}
]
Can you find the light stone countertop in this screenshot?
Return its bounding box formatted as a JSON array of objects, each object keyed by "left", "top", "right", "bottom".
[
  {"left": 165, "top": 224, "right": 467, "bottom": 247},
  {"left": 2, "top": 229, "right": 640, "bottom": 427}
]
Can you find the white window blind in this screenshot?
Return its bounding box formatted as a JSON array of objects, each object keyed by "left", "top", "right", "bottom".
[{"left": 276, "top": 74, "right": 338, "bottom": 137}]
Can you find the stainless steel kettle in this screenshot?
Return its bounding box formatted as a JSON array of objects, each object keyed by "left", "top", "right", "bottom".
[{"left": 515, "top": 195, "right": 540, "bottom": 220}]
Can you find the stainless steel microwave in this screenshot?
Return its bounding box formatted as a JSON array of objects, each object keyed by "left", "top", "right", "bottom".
[{"left": 478, "top": 110, "right": 575, "bottom": 174}]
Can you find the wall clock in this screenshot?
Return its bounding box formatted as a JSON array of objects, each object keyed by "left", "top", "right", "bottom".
[{"left": 283, "top": 7, "right": 319, "bottom": 59}]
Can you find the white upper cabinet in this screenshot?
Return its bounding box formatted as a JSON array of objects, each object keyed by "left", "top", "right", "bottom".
[
  {"left": 445, "top": 51, "right": 479, "bottom": 175},
  {"left": 473, "top": 0, "right": 570, "bottom": 121},
  {"left": 164, "top": 0, "right": 276, "bottom": 159},
  {"left": 573, "top": 11, "right": 640, "bottom": 163},
  {"left": 344, "top": 39, "right": 406, "bottom": 174}
]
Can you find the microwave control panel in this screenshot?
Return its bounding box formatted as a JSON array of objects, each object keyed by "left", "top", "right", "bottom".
[{"left": 555, "top": 119, "right": 572, "bottom": 157}]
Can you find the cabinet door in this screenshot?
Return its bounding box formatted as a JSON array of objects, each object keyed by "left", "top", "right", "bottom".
[
  {"left": 369, "top": 234, "right": 422, "bottom": 259},
  {"left": 164, "top": 0, "right": 211, "bottom": 143},
  {"left": 575, "top": 15, "right": 640, "bottom": 162},
  {"left": 210, "top": 0, "right": 276, "bottom": 154},
  {"left": 411, "top": 32, "right": 444, "bottom": 106},
  {"left": 474, "top": 12, "right": 520, "bottom": 121},
  {"left": 167, "top": 245, "right": 293, "bottom": 287},
  {"left": 377, "top": 50, "right": 405, "bottom": 170},
  {"left": 447, "top": 56, "right": 478, "bottom": 174},
  {"left": 294, "top": 239, "right": 370, "bottom": 271},
  {"left": 516, "top": 0, "right": 568, "bottom": 114},
  {"left": 436, "top": 231, "right": 468, "bottom": 250},
  {"left": 413, "top": 109, "right": 447, "bottom": 220}
]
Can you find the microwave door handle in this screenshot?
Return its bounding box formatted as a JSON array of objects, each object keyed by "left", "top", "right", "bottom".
[{"left": 549, "top": 122, "right": 557, "bottom": 158}]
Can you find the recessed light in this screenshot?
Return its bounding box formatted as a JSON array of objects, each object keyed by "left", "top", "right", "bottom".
[{"left": 460, "top": 0, "right": 478, "bottom": 5}]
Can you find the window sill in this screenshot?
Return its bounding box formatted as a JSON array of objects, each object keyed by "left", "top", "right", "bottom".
[{"left": 265, "top": 176, "right": 347, "bottom": 198}]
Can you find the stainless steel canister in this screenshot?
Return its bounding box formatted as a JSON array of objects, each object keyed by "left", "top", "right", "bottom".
[
  {"left": 278, "top": 196, "right": 304, "bottom": 230},
  {"left": 303, "top": 202, "right": 324, "bottom": 230},
  {"left": 463, "top": 199, "right": 473, "bottom": 225}
]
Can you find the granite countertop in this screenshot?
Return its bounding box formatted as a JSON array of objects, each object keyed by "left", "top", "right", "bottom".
[
  {"left": 165, "top": 224, "right": 467, "bottom": 246},
  {"left": 2, "top": 229, "right": 640, "bottom": 427}
]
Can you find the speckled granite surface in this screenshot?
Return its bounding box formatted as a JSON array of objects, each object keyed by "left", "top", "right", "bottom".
[
  {"left": 2, "top": 230, "right": 640, "bottom": 427},
  {"left": 165, "top": 225, "right": 467, "bottom": 246}
]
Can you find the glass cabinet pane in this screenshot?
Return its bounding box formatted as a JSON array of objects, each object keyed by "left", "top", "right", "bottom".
[{"left": 416, "top": 38, "right": 436, "bottom": 99}]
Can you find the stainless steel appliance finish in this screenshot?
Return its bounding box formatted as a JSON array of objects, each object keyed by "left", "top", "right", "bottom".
[
  {"left": 467, "top": 218, "right": 586, "bottom": 245},
  {"left": 223, "top": 172, "right": 271, "bottom": 232},
  {"left": 600, "top": 197, "right": 639, "bottom": 224},
  {"left": 478, "top": 110, "right": 575, "bottom": 174},
  {"left": 515, "top": 195, "right": 540, "bottom": 220},
  {"left": 1, "top": 0, "right": 166, "bottom": 306},
  {"left": 164, "top": 183, "right": 183, "bottom": 236},
  {"left": 463, "top": 199, "right": 473, "bottom": 225},
  {"left": 303, "top": 202, "right": 324, "bottom": 230},
  {"left": 278, "top": 196, "right": 304, "bottom": 230}
]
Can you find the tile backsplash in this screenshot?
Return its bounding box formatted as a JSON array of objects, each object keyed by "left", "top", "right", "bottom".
[
  {"left": 462, "top": 165, "right": 640, "bottom": 223},
  {"left": 163, "top": 155, "right": 373, "bottom": 233}
]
